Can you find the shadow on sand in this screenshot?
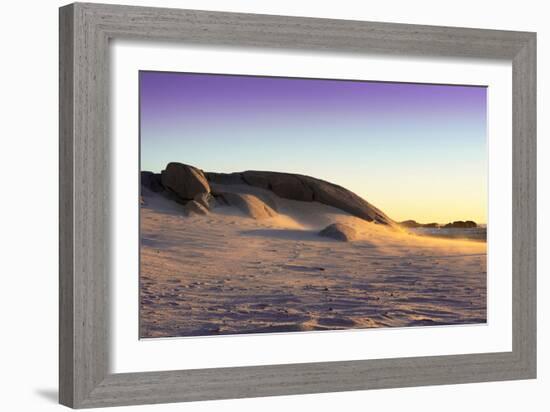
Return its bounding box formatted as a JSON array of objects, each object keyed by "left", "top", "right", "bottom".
[{"left": 239, "top": 228, "right": 332, "bottom": 242}]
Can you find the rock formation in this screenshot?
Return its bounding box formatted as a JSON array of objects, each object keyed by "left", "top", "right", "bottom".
[
  {"left": 319, "top": 223, "right": 358, "bottom": 241},
  {"left": 143, "top": 163, "right": 399, "bottom": 227},
  {"left": 443, "top": 220, "right": 477, "bottom": 228},
  {"left": 401, "top": 219, "right": 478, "bottom": 229},
  {"left": 184, "top": 200, "right": 210, "bottom": 216},
  {"left": 400, "top": 220, "right": 421, "bottom": 228},
  {"left": 207, "top": 170, "right": 394, "bottom": 226},
  {"left": 161, "top": 162, "right": 210, "bottom": 201},
  {"left": 141, "top": 171, "right": 164, "bottom": 193},
  {"left": 194, "top": 192, "right": 216, "bottom": 210},
  {"left": 400, "top": 220, "right": 439, "bottom": 229}
]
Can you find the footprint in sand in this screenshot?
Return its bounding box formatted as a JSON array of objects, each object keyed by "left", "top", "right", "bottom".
[{"left": 282, "top": 264, "right": 326, "bottom": 273}]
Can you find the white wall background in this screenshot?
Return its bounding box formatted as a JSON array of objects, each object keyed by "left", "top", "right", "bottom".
[{"left": 0, "top": 1, "right": 546, "bottom": 411}]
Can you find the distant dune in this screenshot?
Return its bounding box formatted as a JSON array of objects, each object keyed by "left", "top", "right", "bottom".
[{"left": 139, "top": 162, "right": 487, "bottom": 338}]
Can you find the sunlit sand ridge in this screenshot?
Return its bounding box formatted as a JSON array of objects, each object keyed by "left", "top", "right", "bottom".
[{"left": 140, "top": 164, "right": 486, "bottom": 338}]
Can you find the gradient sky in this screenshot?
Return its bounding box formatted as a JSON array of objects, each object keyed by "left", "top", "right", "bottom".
[{"left": 140, "top": 71, "right": 487, "bottom": 224}]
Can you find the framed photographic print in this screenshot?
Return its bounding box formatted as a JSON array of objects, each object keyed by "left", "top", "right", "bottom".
[{"left": 59, "top": 2, "right": 536, "bottom": 408}]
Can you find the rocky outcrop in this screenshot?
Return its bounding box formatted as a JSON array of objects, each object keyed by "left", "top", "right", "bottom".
[
  {"left": 207, "top": 170, "right": 393, "bottom": 226},
  {"left": 319, "top": 223, "right": 358, "bottom": 242},
  {"left": 400, "top": 220, "right": 439, "bottom": 229},
  {"left": 184, "top": 200, "right": 210, "bottom": 216},
  {"left": 400, "top": 220, "right": 420, "bottom": 228},
  {"left": 206, "top": 172, "right": 246, "bottom": 186},
  {"left": 443, "top": 220, "right": 477, "bottom": 228},
  {"left": 141, "top": 171, "right": 164, "bottom": 193},
  {"left": 194, "top": 192, "right": 216, "bottom": 210},
  {"left": 215, "top": 191, "right": 277, "bottom": 220},
  {"left": 401, "top": 220, "right": 478, "bottom": 229},
  {"left": 161, "top": 162, "right": 210, "bottom": 201},
  {"left": 242, "top": 171, "right": 314, "bottom": 202},
  {"left": 146, "top": 164, "right": 481, "bottom": 231},
  {"left": 422, "top": 223, "right": 440, "bottom": 228}
]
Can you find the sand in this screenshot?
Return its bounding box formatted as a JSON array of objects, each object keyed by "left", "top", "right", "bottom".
[{"left": 140, "top": 185, "right": 487, "bottom": 338}]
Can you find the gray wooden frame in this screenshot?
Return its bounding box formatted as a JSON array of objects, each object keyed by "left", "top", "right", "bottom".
[{"left": 59, "top": 2, "right": 536, "bottom": 408}]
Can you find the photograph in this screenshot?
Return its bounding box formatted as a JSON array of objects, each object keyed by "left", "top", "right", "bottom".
[{"left": 138, "top": 71, "right": 488, "bottom": 339}]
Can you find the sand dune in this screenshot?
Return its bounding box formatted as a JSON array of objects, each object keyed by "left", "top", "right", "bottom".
[{"left": 140, "top": 183, "right": 486, "bottom": 338}]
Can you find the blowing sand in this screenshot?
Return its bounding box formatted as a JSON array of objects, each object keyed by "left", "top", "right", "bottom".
[{"left": 140, "top": 185, "right": 486, "bottom": 338}]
